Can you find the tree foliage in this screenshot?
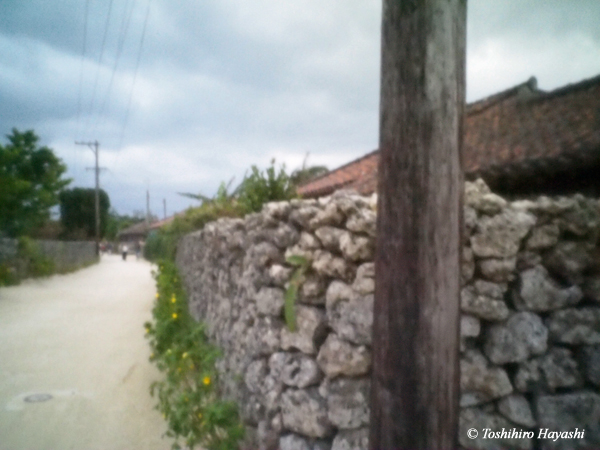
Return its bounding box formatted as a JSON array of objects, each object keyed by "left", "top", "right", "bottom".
[
  {"left": 290, "top": 154, "right": 329, "bottom": 187},
  {"left": 104, "top": 209, "right": 148, "bottom": 241},
  {"left": 147, "top": 159, "right": 326, "bottom": 262},
  {"left": 0, "top": 129, "right": 71, "bottom": 237},
  {"left": 290, "top": 164, "right": 329, "bottom": 187},
  {"left": 236, "top": 160, "right": 296, "bottom": 213},
  {"left": 59, "top": 187, "right": 110, "bottom": 239},
  {"left": 147, "top": 181, "right": 246, "bottom": 262}
]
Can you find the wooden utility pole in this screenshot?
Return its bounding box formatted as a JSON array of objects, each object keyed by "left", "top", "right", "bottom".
[
  {"left": 76, "top": 140, "right": 105, "bottom": 256},
  {"left": 370, "top": 1, "right": 466, "bottom": 449}
]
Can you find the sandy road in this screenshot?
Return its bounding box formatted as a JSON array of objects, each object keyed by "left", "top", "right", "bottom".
[{"left": 0, "top": 254, "right": 172, "bottom": 450}]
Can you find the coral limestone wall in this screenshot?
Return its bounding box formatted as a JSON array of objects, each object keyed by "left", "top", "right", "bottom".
[
  {"left": 0, "top": 238, "right": 97, "bottom": 281},
  {"left": 176, "top": 180, "right": 600, "bottom": 450}
]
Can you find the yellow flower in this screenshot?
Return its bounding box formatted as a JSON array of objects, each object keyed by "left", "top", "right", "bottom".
[
  {"left": 155, "top": 293, "right": 159, "bottom": 299},
  {"left": 171, "top": 295, "right": 176, "bottom": 303},
  {"left": 182, "top": 352, "right": 188, "bottom": 358},
  {"left": 203, "top": 376, "right": 211, "bottom": 386},
  {"left": 197, "top": 413, "right": 202, "bottom": 419},
  {"left": 172, "top": 313, "right": 178, "bottom": 319}
]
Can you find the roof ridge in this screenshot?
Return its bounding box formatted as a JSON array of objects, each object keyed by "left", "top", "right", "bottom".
[
  {"left": 531, "top": 73, "right": 600, "bottom": 102},
  {"left": 297, "top": 148, "right": 379, "bottom": 190},
  {"left": 298, "top": 72, "right": 600, "bottom": 198},
  {"left": 466, "top": 76, "right": 538, "bottom": 116}
]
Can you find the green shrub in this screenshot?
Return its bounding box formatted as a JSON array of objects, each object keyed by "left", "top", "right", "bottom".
[
  {"left": 17, "top": 236, "right": 55, "bottom": 277},
  {"left": 284, "top": 254, "right": 310, "bottom": 332},
  {"left": 0, "top": 263, "right": 18, "bottom": 286},
  {"left": 145, "top": 260, "right": 244, "bottom": 450},
  {"left": 145, "top": 181, "right": 247, "bottom": 263},
  {"left": 143, "top": 161, "right": 302, "bottom": 447},
  {"left": 144, "top": 231, "right": 177, "bottom": 263},
  {"left": 237, "top": 160, "right": 296, "bottom": 213},
  {"left": 0, "top": 238, "right": 97, "bottom": 286},
  {"left": 146, "top": 162, "right": 297, "bottom": 264}
]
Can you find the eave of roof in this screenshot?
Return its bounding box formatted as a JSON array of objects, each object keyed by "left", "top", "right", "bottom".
[
  {"left": 297, "top": 74, "right": 600, "bottom": 198},
  {"left": 117, "top": 221, "right": 149, "bottom": 237}
]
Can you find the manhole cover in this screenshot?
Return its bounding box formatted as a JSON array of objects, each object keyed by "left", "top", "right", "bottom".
[{"left": 24, "top": 393, "right": 53, "bottom": 403}]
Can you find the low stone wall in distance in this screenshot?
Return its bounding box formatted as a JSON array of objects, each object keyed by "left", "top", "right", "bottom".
[
  {"left": 36, "top": 240, "right": 97, "bottom": 273},
  {"left": 176, "top": 180, "right": 600, "bottom": 450},
  {"left": 0, "top": 238, "right": 19, "bottom": 262},
  {"left": 0, "top": 238, "right": 97, "bottom": 280}
]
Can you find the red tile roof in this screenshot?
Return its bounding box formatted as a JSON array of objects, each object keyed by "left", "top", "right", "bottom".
[
  {"left": 298, "top": 74, "right": 600, "bottom": 198},
  {"left": 148, "top": 216, "right": 174, "bottom": 230},
  {"left": 117, "top": 221, "right": 149, "bottom": 237}
]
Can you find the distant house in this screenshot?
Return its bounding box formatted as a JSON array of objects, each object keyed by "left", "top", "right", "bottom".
[
  {"left": 298, "top": 74, "right": 600, "bottom": 198},
  {"left": 117, "top": 221, "right": 149, "bottom": 244},
  {"left": 117, "top": 213, "right": 181, "bottom": 244},
  {"left": 148, "top": 216, "right": 176, "bottom": 231}
]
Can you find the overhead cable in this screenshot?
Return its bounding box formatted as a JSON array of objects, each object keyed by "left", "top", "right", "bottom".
[
  {"left": 115, "top": 0, "right": 152, "bottom": 154},
  {"left": 84, "top": 0, "right": 115, "bottom": 135},
  {"left": 92, "top": 0, "right": 137, "bottom": 136}
]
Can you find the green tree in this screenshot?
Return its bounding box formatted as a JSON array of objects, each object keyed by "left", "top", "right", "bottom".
[
  {"left": 290, "top": 153, "right": 328, "bottom": 188},
  {"left": 59, "top": 188, "right": 110, "bottom": 239},
  {"left": 104, "top": 209, "right": 149, "bottom": 241},
  {"left": 0, "top": 129, "right": 71, "bottom": 237},
  {"left": 290, "top": 165, "right": 329, "bottom": 187}
]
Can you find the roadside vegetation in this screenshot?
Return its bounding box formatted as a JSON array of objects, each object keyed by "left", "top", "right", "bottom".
[
  {"left": 145, "top": 160, "right": 299, "bottom": 262},
  {"left": 0, "top": 129, "right": 71, "bottom": 238},
  {"left": 144, "top": 159, "right": 327, "bottom": 448},
  {"left": 0, "top": 129, "right": 100, "bottom": 285},
  {"left": 145, "top": 260, "right": 244, "bottom": 450},
  {"left": 0, "top": 236, "right": 101, "bottom": 286},
  {"left": 0, "top": 237, "right": 54, "bottom": 286}
]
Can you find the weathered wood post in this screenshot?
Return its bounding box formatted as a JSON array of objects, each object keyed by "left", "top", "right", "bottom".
[{"left": 370, "top": 0, "right": 466, "bottom": 448}]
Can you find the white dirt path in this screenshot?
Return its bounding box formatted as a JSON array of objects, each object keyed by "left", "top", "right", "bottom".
[{"left": 0, "top": 254, "right": 172, "bottom": 450}]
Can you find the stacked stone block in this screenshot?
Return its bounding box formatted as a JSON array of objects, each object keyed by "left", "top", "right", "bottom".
[
  {"left": 176, "top": 180, "right": 600, "bottom": 450},
  {"left": 0, "top": 238, "right": 97, "bottom": 279}
]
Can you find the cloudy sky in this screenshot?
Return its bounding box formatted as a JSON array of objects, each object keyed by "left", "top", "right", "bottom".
[{"left": 1, "top": 1, "right": 600, "bottom": 216}]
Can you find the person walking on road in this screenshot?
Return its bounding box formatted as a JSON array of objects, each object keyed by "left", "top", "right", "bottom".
[{"left": 121, "top": 244, "right": 129, "bottom": 261}]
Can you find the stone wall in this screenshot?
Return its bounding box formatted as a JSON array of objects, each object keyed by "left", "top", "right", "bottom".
[
  {"left": 0, "top": 238, "right": 97, "bottom": 279},
  {"left": 176, "top": 180, "right": 600, "bottom": 450},
  {"left": 36, "top": 240, "right": 97, "bottom": 273},
  {"left": 0, "top": 238, "right": 19, "bottom": 262}
]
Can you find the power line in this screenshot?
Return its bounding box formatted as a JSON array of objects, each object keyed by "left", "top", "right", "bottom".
[
  {"left": 91, "top": 0, "right": 137, "bottom": 136},
  {"left": 75, "top": 0, "right": 152, "bottom": 200},
  {"left": 115, "top": 0, "right": 151, "bottom": 153},
  {"left": 83, "top": 0, "right": 115, "bottom": 136}
]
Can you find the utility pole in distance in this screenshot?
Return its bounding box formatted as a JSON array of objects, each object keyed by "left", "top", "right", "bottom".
[
  {"left": 75, "top": 140, "right": 105, "bottom": 256},
  {"left": 370, "top": 1, "right": 466, "bottom": 449}
]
